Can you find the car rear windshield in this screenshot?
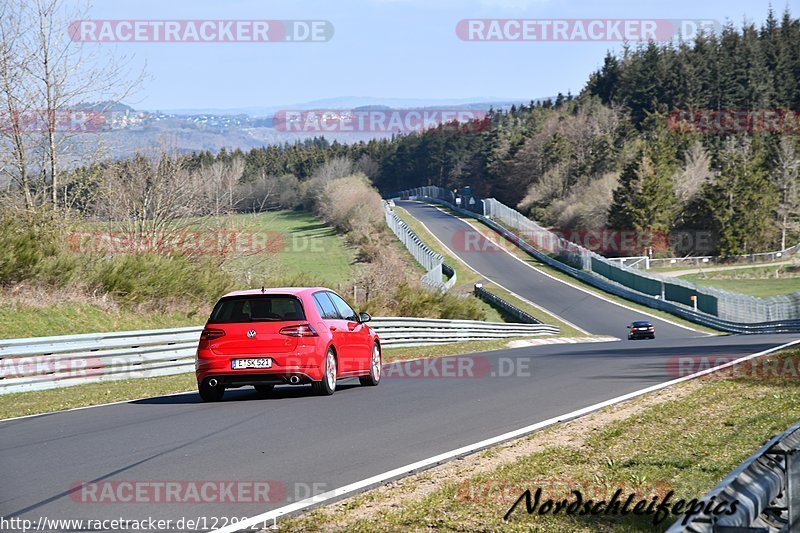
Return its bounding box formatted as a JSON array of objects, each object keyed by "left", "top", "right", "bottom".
[
  {"left": 633, "top": 321, "right": 652, "bottom": 326},
  {"left": 208, "top": 295, "right": 306, "bottom": 323}
]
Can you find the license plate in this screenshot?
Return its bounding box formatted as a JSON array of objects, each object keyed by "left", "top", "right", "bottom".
[
  {"left": 638, "top": 328, "right": 649, "bottom": 330},
  {"left": 231, "top": 358, "right": 272, "bottom": 370}
]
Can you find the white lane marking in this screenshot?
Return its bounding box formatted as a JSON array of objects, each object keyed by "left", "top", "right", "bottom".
[
  {"left": 213, "top": 338, "right": 800, "bottom": 533},
  {"left": 396, "top": 204, "right": 589, "bottom": 335},
  {"left": 441, "top": 207, "right": 708, "bottom": 336},
  {"left": 506, "top": 336, "right": 618, "bottom": 348}
]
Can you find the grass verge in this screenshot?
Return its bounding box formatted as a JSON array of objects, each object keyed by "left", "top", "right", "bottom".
[
  {"left": 0, "top": 301, "right": 203, "bottom": 340},
  {"left": 275, "top": 345, "right": 800, "bottom": 532},
  {"left": 679, "top": 265, "right": 800, "bottom": 298},
  {"left": 0, "top": 336, "right": 540, "bottom": 420}
]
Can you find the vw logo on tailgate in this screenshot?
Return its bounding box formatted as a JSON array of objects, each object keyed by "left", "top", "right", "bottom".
[{"left": 247, "top": 329, "right": 257, "bottom": 339}]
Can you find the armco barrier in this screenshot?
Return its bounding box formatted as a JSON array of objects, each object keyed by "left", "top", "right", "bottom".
[
  {"left": 384, "top": 202, "right": 456, "bottom": 292},
  {"left": 474, "top": 284, "right": 542, "bottom": 324},
  {"left": 0, "top": 318, "right": 558, "bottom": 394},
  {"left": 395, "top": 189, "right": 800, "bottom": 334},
  {"left": 668, "top": 419, "right": 800, "bottom": 532}
]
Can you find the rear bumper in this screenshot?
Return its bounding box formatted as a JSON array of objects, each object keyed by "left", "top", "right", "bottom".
[
  {"left": 198, "top": 371, "right": 317, "bottom": 387},
  {"left": 195, "top": 348, "right": 323, "bottom": 384}
]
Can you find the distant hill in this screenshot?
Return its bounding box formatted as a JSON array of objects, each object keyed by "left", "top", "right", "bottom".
[{"left": 75, "top": 96, "right": 554, "bottom": 158}]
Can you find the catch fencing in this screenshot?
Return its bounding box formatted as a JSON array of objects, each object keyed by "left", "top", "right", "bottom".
[
  {"left": 395, "top": 187, "right": 800, "bottom": 332},
  {"left": 384, "top": 202, "right": 456, "bottom": 292},
  {"left": 0, "top": 318, "right": 558, "bottom": 394}
]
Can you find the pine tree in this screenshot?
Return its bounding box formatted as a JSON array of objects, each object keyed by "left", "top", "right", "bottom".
[{"left": 700, "top": 138, "right": 778, "bottom": 255}]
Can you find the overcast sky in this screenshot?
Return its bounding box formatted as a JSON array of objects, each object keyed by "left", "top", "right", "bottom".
[{"left": 73, "top": 0, "right": 790, "bottom": 110}]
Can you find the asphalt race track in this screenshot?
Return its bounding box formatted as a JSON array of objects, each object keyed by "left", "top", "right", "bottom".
[
  {"left": 396, "top": 200, "right": 696, "bottom": 339},
  {"left": 1, "top": 202, "right": 798, "bottom": 529}
]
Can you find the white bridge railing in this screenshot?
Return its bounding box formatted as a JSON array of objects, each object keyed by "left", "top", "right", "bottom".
[{"left": 0, "top": 319, "right": 558, "bottom": 394}]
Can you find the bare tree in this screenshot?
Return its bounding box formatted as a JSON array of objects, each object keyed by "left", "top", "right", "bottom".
[
  {"left": 0, "top": 2, "right": 34, "bottom": 207},
  {"left": 96, "top": 144, "right": 206, "bottom": 253},
  {"left": 773, "top": 138, "right": 800, "bottom": 250},
  {"left": 674, "top": 141, "right": 713, "bottom": 206},
  {"left": 0, "top": 0, "right": 143, "bottom": 208},
  {"left": 198, "top": 158, "right": 245, "bottom": 215}
]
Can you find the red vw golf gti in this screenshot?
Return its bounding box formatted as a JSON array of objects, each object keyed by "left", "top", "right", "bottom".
[{"left": 195, "top": 288, "right": 381, "bottom": 401}]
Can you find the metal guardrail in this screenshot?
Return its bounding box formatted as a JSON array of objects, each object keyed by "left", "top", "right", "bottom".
[
  {"left": 396, "top": 190, "right": 800, "bottom": 334},
  {"left": 384, "top": 202, "right": 456, "bottom": 292},
  {"left": 668, "top": 419, "right": 800, "bottom": 532},
  {"left": 0, "top": 318, "right": 558, "bottom": 394},
  {"left": 473, "top": 284, "right": 542, "bottom": 324}
]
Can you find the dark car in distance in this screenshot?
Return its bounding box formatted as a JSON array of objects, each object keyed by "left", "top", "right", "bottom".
[{"left": 627, "top": 320, "right": 655, "bottom": 340}]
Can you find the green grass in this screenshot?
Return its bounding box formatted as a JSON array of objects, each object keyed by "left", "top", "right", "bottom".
[
  {"left": 649, "top": 261, "right": 796, "bottom": 274},
  {"left": 277, "top": 347, "right": 800, "bottom": 532},
  {"left": 0, "top": 373, "right": 198, "bottom": 420},
  {"left": 0, "top": 336, "right": 542, "bottom": 420},
  {"left": 0, "top": 302, "right": 203, "bottom": 339},
  {"left": 221, "top": 210, "right": 357, "bottom": 286},
  {"left": 680, "top": 265, "right": 800, "bottom": 297}
]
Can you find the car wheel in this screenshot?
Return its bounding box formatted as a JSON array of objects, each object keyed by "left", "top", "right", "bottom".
[
  {"left": 199, "top": 379, "right": 224, "bottom": 402},
  {"left": 312, "top": 348, "right": 337, "bottom": 396},
  {"left": 254, "top": 384, "right": 274, "bottom": 396},
  {"left": 359, "top": 343, "right": 382, "bottom": 387}
]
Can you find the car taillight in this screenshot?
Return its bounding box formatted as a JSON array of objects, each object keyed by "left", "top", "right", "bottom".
[
  {"left": 279, "top": 324, "right": 318, "bottom": 337},
  {"left": 200, "top": 328, "right": 226, "bottom": 341},
  {"left": 648, "top": 327, "right": 654, "bottom": 331}
]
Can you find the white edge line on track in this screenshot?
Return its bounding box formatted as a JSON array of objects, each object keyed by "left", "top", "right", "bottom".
[
  {"left": 431, "top": 204, "right": 709, "bottom": 336},
  {"left": 395, "top": 204, "right": 590, "bottom": 336},
  {"left": 213, "top": 338, "right": 800, "bottom": 533}
]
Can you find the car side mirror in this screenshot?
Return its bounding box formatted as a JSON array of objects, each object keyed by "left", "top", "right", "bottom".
[
  {"left": 359, "top": 312, "right": 372, "bottom": 323},
  {"left": 626, "top": 325, "right": 631, "bottom": 329}
]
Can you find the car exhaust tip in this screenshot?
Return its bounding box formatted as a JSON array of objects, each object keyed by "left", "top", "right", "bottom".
[
  {"left": 208, "top": 378, "right": 218, "bottom": 387},
  {"left": 289, "top": 376, "right": 301, "bottom": 385}
]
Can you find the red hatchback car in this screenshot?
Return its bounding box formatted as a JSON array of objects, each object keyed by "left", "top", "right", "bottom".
[{"left": 195, "top": 287, "right": 381, "bottom": 401}]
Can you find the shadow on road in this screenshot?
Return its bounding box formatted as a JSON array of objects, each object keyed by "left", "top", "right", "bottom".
[{"left": 131, "top": 382, "right": 363, "bottom": 405}]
